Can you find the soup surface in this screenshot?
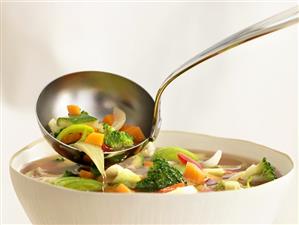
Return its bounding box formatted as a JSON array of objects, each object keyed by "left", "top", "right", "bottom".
[{"left": 22, "top": 144, "right": 279, "bottom": 193}]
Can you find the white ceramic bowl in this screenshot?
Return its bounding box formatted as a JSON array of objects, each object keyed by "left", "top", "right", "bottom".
[{"left": 10, "top": 131, "right": 294, "bottom": 224}]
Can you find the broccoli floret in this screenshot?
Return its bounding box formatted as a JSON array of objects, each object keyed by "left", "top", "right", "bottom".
[
  {"left": 258, "top": 157, "right": 277, "bottom": 181},
  {"left": 103, "top": 123, "right": 134, "bottom": 150},
  {"left": 135, "top": 158, "right": 185, "bottom": 192},
  {"left": 215, "top": 181, "right": 225, "bottom": 191},
  {"left": 231, "top": 157, "right": 277, "bottom": 185}
]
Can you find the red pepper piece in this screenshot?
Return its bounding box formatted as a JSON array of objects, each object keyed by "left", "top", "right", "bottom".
[
  {"left": 177, "top": 153, "right": 203, "bottom": 169},
  {"left": 102, "top": 143, "right": 112, "bottom": 152}
]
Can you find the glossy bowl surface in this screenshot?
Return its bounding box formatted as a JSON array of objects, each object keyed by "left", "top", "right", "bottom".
[{"left": 10, "top": 131, "right": 294, "bottom": 224}]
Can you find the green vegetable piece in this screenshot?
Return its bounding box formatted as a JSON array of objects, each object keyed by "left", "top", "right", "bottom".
[
  {"left": 172, "top": 164, "right": 186, "bottom": 174},
  {"left": 239, "top": 157, "right": 277, "bottom": 183},
  {"left": 246, "top": 176, "right": 253, "bottom": 188},
  {"left": 215, "top": 180, "right": 241, "bottom": 191},
  {"left": 57, "top": 112, "right": 97, "bottom": 127},
  {"left": 56, "top": 124, "right": 94, "bottom": 142},
  {"left": 73, "top": 143, "right": 105, "bottom": 177},
  {"left": 135, "top": 158, "right": 185, "bottom": 192},
  {"left": 53, "top": 177, "right": 102, "bottom": 191},
  {"left": 153, "top": 146, "right": 200, "bottom": 162},
  {"left": 103, "top": 124, "right": 134, "bottom": 150},
  {"left": 215, "top": 181, "right": 225, "bottom": 191},
  {"left": 131, "top": 154, "right": 144, "bottom": 169},
  {"left": 54, "top": 157, "right": 65, "bottom": 162},
  {"left": 90, "top": 165, "right": 101, "bottom": 177},
  {"left": 63, "top": 170, "right": 77, "bottom": 177}
]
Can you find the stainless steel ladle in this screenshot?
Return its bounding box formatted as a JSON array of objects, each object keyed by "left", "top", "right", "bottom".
[{"left": 36, "top": 6, "right": 299, "bottom": 166}]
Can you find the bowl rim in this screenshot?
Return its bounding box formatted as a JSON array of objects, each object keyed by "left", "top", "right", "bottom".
[{"left": 9, "top": 130, "right": 295, "bottom": 196}]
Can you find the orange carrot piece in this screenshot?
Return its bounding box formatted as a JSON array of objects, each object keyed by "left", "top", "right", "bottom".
[
  {"left": 79, "top": 170, "right": 95, "bottom": 179},
  {"left": 159, "top": 183, "right": 185, "bottom": 193},
  {"left": 143, "top": 161, "right": 153, "bottom": 167},
  {"left": 183, "top": 162, "right": 205, "bottom": 184},
  {"left": 84, "top": 132, "right": 104, "bottom": 147},
  {"left": 121, "top": 125, "right": 145, "bottom": 143},
  {"left": 114, "top": 183, "right": 132, "bottom": 193},
  {"left": 61, "top": 133, "right": 82, "bottom": 144},
  {"left": 102, "top": 114, "right": 114, "bottom": 126},
  {"left": 67, "top": 105, "right": 81, "bottom": 116},
  {"left": 120, "top": 124, "right": 130, "bottom": 131}
]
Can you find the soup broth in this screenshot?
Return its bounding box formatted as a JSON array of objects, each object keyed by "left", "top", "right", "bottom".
[{"left": 21, "top": 146, "right": 277, "bottom": 194}]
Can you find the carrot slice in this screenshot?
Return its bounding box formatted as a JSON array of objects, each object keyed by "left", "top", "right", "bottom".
[
  {"left": 102, "top": 114, "right": 114, "bottom": 126},
  {"left": 183, "top": 162, "right": 205, "bottom": 184},
  {"left": 61, "top": 133, "right": 82, "bottom": 144},
  {"left": 114, "top": 183, "right": 132, "bottom": 193},
  {"left": 121, "top": 125, "right": 145, "bottom": 143},
  {"left": 79, "top": 170, "right": 95, "bottom": 179},
  {"left": 120, "top": 124, "right": 130, "bottom": 131},
  {"left": 67, "top": 105, "right": 81, "bottom": 116},
  {"left": 143, "top": 161, "right": 153, "bottom": 167},
  {"left": 159, "top": 183, "right": 185, "bottom": 193},
  {"left": 84, "top": 132, "right": 104, "bottom": 147}
]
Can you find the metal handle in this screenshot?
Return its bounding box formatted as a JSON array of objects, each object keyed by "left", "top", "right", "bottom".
[{"left": 150, "top": 6, "right": 299, "bottom": 141}]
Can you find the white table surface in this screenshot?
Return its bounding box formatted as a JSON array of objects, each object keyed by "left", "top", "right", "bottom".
[{"left": 1, "top": 2, "right": 298, "bottom": 224}]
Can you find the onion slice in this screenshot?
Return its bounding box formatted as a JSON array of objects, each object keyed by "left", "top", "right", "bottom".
[
  {"left": 111, "top": 107, "right": 126, "bottom": 130},
  {"left": 218, "top": 164, "right": 242, "bottom": 171},
  {"left": 202, "top": 150, "right": 222, "bottom": 168}
]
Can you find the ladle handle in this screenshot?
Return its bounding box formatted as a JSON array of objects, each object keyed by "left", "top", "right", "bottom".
[{"left": 150, "top": 6, "right": 299, "bottom": 141}]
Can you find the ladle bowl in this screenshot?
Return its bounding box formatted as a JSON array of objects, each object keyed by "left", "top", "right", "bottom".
[{"left": 36, "top": 71, "right": 154, "bottom": 165}]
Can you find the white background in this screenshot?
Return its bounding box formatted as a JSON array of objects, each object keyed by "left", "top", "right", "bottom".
[{"left": 1, "top": 2, "right": 298, "bottom": 224}]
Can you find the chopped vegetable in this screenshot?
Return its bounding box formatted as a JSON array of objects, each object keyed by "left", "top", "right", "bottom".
[
  {"left": 111, "top": 107, "right": 126, "bottom": 130},
  {"left": 62, "top": 170, "right": 77, "bottom": 177},
  {"left": 73, "top": 143, "right": 105, "bottom": 177},
  {"left": 84, "top": 132, "right": 104, "bottom": 147},
  {"left": 183, "top": 162, "right": 205, "bottom": 185},
  {"left": 121, "top": 125, "right": 145, "bottom": 143},
  {"left": 67, "top": 104, "right": 81, "bottom": 116},
  {"left": 57, "top": 124, "right": 94, "bottom": 143},
  {"left": 130, "top": 154, "right": 144, "bottom": 169},
  {"left": 158, "top": 183, "right": 185, "bottom": 193},
  {"left": 114, "top": 183, "right": 132, "bottom": 193},
  {"left": 79, "top": 170, "right": 95, "bottom": 179},
  {"left": 102, "top": 114, "right": 114, "bottom": 126},
  {"left": 135, "top": 158, "right": 185, "bottom": 192},
  {"left": 216, "top": 180, "right": 241, "bottom": 191},
  {"left": 141, "top": 141, "right": 156, "bottom": 157},
  {"left": 202, "top": 150, "right": 222, "bottom": 167},
  {"left": 230, "top": 157, "right": 277, "bottom": 184},
  {"left": 143, "top": 160, "right": 153, "bottom": 168},
  {"left": 48, "top": 118, "right": 63, "bottom": 134},
  {"left": 202, "top": 168, "right": 225, "bottom": 176},
  {"left": 177, "top": 153, "right": 202, "bottom": 169},
  {"left": 53, "top": 177, "right": 102, "bottom": 191},
  {"left": 61, "top": 133, "right": 82, "bottom": 144},
  {"left": 106, "top": 165, "right": 141, "bottom": 188},
  {"left": 153, "top": 147, "right": 200, "bottom": 162},
  {"left": 57, "top": 112, "right": 97, "bottom": 128},
  {"left": 103, "top": 124, "right": 134, "bottom": 149},
  {"left": 55, "top": 157, "right": 65, "bottom": 162}
]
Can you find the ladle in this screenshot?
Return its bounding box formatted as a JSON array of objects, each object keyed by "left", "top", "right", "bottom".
[{"left": 36, "top": 6, "right": 299, "bottom": 166}]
